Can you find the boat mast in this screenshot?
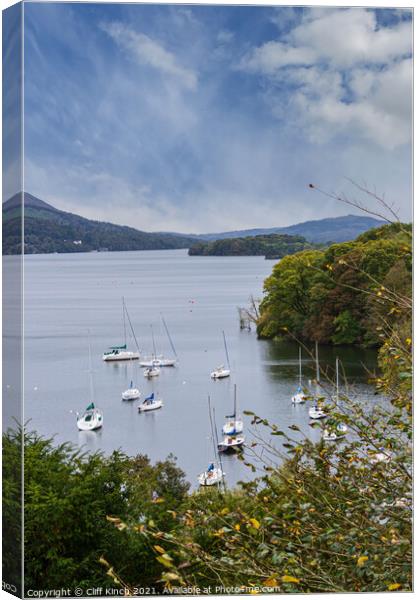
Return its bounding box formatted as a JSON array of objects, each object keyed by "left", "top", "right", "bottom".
[
  {"left": 151, "top": 325, "right": 157, "bottom": 359},
  {"left": 124, "top": 299, "right": 141, "bottom": 354},
  {"left": 87, "top": 330, "right": 94, "bottom": 405},
  {"left": 299, "top": 346, "right": 302, "bottom": 387},
  {"left": 233, "top": 384, "right": 237, "bottom": 419},
  {"left": 161, "top": 314, "right": 178, "bottom": 359},
  {"left": 122, "top": 297, "right": 127, "bottom": 347},
  {"left": 336, "top": 357, "right": 339, "bottom": 407},
  {"left": 315, "top": 341, "right": 321, "bottom": 398},
  {"left": 223, "top": 330, "right": 230, "bottom": 369}
]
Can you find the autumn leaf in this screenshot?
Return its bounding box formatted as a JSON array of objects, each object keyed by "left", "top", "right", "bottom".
[
  {"left": 249, "top": 518, "right": 260, "bottom": 530},
  {"left": 264, "top": 576, "right": 278, "bottom": 587},
  {"left": 357, "top": 556, "right": 369, "bottom": 567},
  {"left": 388, "top": 583, "right": 402, "bottom": 591},
  {"left": 281, "top": 575, "right": 300, "bottom": 584}
]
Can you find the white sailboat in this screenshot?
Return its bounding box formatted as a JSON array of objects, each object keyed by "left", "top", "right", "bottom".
[
  {"left": 292, "top": 346, "right": 307, "bottom": 404},
  {"left": 309, "top": 342, "right": 327, "bottom": 420},
  {"left": 77, "top": 334, "right": 103, "bottom": 431},
  {"left": 122, "top": 359, "right": 141, "bottom": 401},
  {"left": 198, "top": 398, "right": 225, "bottom": 487},
  {"left": 222, "top": 384, "right": 244, "bottom": 435},
  {"left": 103, "top": 298, "right": 140, "bottom": 361},
  {"left": 138, "top": 392, "right": 163, "bottom": 412},
  {"left": 143, "top": 325, "right": 161, "bottom": 378},
  {"left": 140, "top": 316, "right": 178, "bottom": 367},
  {"left": 211, "top": 331, "right": 231, "bottom": 379}
]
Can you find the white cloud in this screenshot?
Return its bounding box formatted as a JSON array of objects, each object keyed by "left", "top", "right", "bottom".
[
  {"left": 240, "top": 8, "right": 412, "bottom": 149},
  {"left": 292, "top": 8, "right": 411, "bottom": 68},
  {"left": 101, "top": 21, "right": 197, "bottom": 91}
]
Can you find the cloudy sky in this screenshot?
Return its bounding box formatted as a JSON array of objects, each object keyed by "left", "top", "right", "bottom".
[{"left": 20, "top": 3, "right": 412, "bottom": 232}]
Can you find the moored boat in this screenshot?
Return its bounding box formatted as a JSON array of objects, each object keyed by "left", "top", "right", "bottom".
[{"left": 138, "top": 392, "right": 163, "bottom": 412}]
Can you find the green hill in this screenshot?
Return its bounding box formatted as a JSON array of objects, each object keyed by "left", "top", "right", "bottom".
[{"left": 2, "top": 193, "right": 196, "bottom": 255}]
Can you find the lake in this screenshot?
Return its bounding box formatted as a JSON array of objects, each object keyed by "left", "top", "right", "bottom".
[{"left": 18, "top": 249, "right": 380, "bottom": 488}]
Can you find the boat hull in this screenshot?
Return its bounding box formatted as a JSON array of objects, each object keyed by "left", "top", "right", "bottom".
[
  {"left": 140, "top": 358, "right": 176, "bottom": 367},
  {"left": 218, "top": 436, "right": 245, "bottom": 453},
  {"left": 77, "top": 409, "right": 103, "bottom": 431},
  {"left": 309, "top": 406, "right": 327, "bottom": 419},
  {"left": 122, "top": 388, "right": 141, "bottom": 401},
  {"left": 198, "top": 468, "right": 224, "bottom": 486},
  {"left": 211, "top": 369, "right": 230, "bottom": 379},
  {"left": 222, "top": 420, "right": 244, "bottom": 435},
  {"left": 143, "top": 367, "right": 160, "bottom": 378},
  {"left": 138, "top": 399, "right": 163, "bottom": 412},
  {"left": 103, "top": 351, "right": 140, "bottom": 362}
]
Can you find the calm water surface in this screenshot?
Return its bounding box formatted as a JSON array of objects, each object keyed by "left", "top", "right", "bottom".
[{"left": 22, "top": 250, "right": 380, "bottom": 487}]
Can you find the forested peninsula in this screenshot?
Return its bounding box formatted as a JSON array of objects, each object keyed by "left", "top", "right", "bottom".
[
  {"left": 188, "top": 233, "right": 318, "bottom": 259},
  {"left": 257, "top": 222, "right": 412, "bottom": 348}
]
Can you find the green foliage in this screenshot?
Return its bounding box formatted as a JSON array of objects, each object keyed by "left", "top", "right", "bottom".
[
  {"left": 188, "top": 234, "right": 319, "bottom": 258},
  {"left": 257, "top": 223, "right": 412, "bottom": 347},
  {"left": 2, "top": 428, "right": 23, "bottom": 594},
  {"left": 331, "top": 310, "right": 362, "bottom": 344},
  {"left": 1, "top": 430, "right": 190, "bottom": 593}
]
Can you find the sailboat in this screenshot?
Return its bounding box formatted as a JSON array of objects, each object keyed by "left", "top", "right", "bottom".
[
  {"left": 140, "top": 316, "right": 177, "bottom": 367},
  {"left": 143, "top": 325, "right": 161, "bottom": 378},
  {"left": 122, "top": 359, "right": 141, "bottom": 401},
  {"left": 222, "top": 384, "right": 244, "bottom": 435},
  {"left": 211, "top": 331, "right": 231, "bottom": 379},
  {"left": 198, "top": 398, "right": 225, "bottom": 487},
  {"left": 292, "top": 346, "right": 307, "bottom": 404},
  {"left": 138, "top": 392, "right": 163, "bottom": 412},
  {"left": 308, "top": 342, "right": 328, "bottom": 420},
  {"left": 323, "top": 357, "right": 348, "bottom": 441},
  {"left": 77, "top": 334, "right": 103, "bottom": 431},
  {"left": 103, "top": 298, "right": 140, "bottom": 361}
]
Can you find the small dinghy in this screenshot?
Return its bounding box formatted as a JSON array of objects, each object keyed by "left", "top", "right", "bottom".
[
  {"left": 292, "top": 387, "right": 306, "bottom": 404},
  {"left": 138, "top": 392, "right": 163, "bottom": 412},
  {"left": 122, "top": 381, "right": 141, "bottom": 401},
  {"left": 222, "top": 384, "right": 243, "bottom": 435},
  {"left": 292, "top": 347, "right": 307, "bottom": 403},
  {"left": 211, "top": 365, "right": 230, "bottom": 379},
  {"left": 309, "top": 403, "right": 328, "bottom": 419},
  {"left": 211, "top": 331, "right": 231, "bottom": 379},
  {"left": 77, "top": 403, "right": 103, "bottom": 431},
  {"left": 322, "top": 427, "right": 345, "bottom": 442},
  {"left": 218, "top": 434, "right": 245, "bottom": 453},
  {"left": 143, "top": 365, "right": 160, "bottom": 378},
  {"left": 370, "top": 449, "right": 391, "bottom": 464},
  {"left": 198, "top": 463, "right": 224, "bottom": 486}
]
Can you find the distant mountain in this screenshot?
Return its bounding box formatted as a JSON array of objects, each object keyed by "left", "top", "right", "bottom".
[
  {"left": 2, "top": 193, "right": 196, "bottom": 255},
  {"left": 188, "top": 233, "right": 320, "bottom": 259},
  {"left": 164, "top": 215, "right": 385, "bottom": 244}
]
